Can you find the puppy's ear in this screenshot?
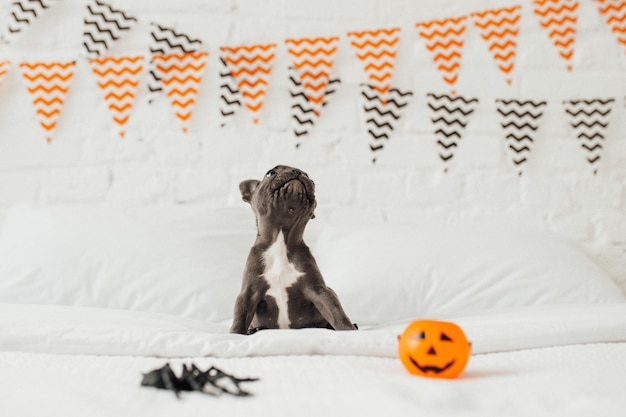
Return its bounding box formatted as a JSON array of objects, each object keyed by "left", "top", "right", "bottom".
[{"left": 239, "top": 180, "right": 260, "bottom": 203}]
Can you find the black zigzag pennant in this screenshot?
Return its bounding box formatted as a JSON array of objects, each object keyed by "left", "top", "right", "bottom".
[
  {"left": 563, "top": 98, "right": 615, "bottom": 175},
  {"left": 147, "top": 23, "right": 203, "bottom": 104},
  {"left": 361, "top": 85, "right": 413, "bottom": 163},
  {"left": 288, "top": 67, "right": 340, "bottom": 146},
  {"left": 82, "top": 0, "right": 137, "bottom": 59},
  {"left": 218, "top": 57, "right": 242, "bottom": 127},
  {"left": 1, "top": 0, "right": 58, "bottom": 44},
  {"left": 426, "top": 93, "right": 479, "bottom": 170},
  {"left": 496, "top": 99, "right": 547, "bottom": 175}
]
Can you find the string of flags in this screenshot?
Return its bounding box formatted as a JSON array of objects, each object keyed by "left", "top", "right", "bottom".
[{"left": 0, "top": 0, "right": 624, "bottom": 173}]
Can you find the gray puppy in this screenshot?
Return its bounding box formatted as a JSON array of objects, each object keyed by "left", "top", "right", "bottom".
[{"left": 230, "top": 165, "right": 357, "bottom": 334}]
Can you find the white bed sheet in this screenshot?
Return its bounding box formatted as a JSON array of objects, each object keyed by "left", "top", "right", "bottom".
[
  {"left": 2, "top": 302, "right": 626, "bottom": 417},
  {"left": 1, "top": 344, "right": 626, "bottom": 417}
]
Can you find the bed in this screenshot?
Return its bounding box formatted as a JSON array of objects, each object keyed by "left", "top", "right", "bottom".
[{"left": 1, "top": 204, "right": 625, "bottom": 416}]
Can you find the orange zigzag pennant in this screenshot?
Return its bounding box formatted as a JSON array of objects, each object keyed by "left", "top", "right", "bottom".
[
  {"left": 347, "top": 27, "right": 400, "bottom": 97},
  {"left": 285, "top": 36, "right": 339, "bottom": 110},
  {"left": 532, "top": 0, "right": 579, "bottom": 71},
  {"left": 89, "top": 55, "right": 144, "bottom": 138},
  {"left": 416, "top": 16, "right": 467, "bottom": 94},
  {"left": 471, "top": 5, "right": 521, "bottom": 85},
  {"left": 152, "top": 51, "right": 208, "bottom": 133},
  {"left": 20, "top": 60, "right": 76, "bottom": 143},
  {"left": 594, "top": 0, "right": 626, "bottom": 53},
  {"left": 0, "top": 61, "right": 9, "bottom": 86},
  {"left": 220, "top": 43, "right": 276, "bottom": 124}
]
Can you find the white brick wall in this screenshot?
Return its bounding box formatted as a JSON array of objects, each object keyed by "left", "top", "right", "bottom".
[{"left": 0, "top": 0, "right": 624, "bottom": 288}]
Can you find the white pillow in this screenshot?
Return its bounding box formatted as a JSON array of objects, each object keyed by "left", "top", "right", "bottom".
[
  {"left": 314, "top": 224, "right": 625, "bottom": 326},
  {"left": 0, "top": 204, "right": 255, "bottom": 322}
]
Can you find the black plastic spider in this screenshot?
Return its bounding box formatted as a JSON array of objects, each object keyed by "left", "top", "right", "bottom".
[{"left": 141, "top": 363, "right": 258, "bottom": 398}]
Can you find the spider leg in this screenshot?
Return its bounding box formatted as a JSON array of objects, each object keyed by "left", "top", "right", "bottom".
[
  {"left": 206, "top": 366, "right": 256, "bottom": 397},
  {"left": 181, "top": 364, "right": 217, "bottom": 395},
  {"left": 158, "top": 363, "right": 183, "bottom": 398}
]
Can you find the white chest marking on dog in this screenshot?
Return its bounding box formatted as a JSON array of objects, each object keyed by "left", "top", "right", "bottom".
[{"left": 262, "top": 231, "right": 304, "bottom": 329}]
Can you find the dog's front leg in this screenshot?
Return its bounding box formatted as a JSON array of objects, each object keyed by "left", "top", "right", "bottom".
[
  {"left": 230, "top": 290, "right": 252, "bottom": 334},
  {"left": 303, "top": 285, "right": 357, "bottom": 331},
  {"left": 230, "top": 288, "right": 266, "bottom": 334}
]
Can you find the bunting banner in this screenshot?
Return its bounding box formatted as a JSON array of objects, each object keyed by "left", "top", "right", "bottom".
[
  {"left": 82, "top": 0, "right": 138, "bottom": 59},
  {"left": 152, "top": 52, "right": 208, "bottom": 133},
  {"left": 347, "top": 28, "right": 400, "bottom": 96},
  {"left": 361, "top": 85, "right": 413, "bottom": 162},
  {"left": 218, "top": 57, "right": 242, "bottom": 127},
  {"left": 563, "top": 98, "right": 615, "bottom": 174},
  {"left": 594, "top": 0, "right": 626, "bottom": 53},
  {"left": 147, "top": 23, "right": 203, "bottom": 104},
  {"left": 471, "top": 5, "right": 522, "bottom": 85},
  {"left": 427, "top": 93, "right": 479, "bottom": 169},
  {"left": 285, "top": 36, "right": 340, "bottom": 143},
  {"left": 0, "top": 61, "right": 9, "bottom": 86},
  {"left": 20, "top": 61, "right": 76, "bottom": 143},
  {"left": 219, "top": 44, "right": 277, "bottom": 125},
  {"left": 496, "top": 99, "right": 547, "bottom": 174},
  {"left": 0, "top": 1, "right": 624, "bottom": 167},
  {"left": 417, "top": 16, "right": 467, "bottom": 95},
  {"left": 1, "top": 0, "right": 59, "bottom": 44},
  {"left": 532, "top": 0, "right": 579, "bottom": 71},
  {"left": 89, "top": 56, "right": 144, "bottom": 138}
]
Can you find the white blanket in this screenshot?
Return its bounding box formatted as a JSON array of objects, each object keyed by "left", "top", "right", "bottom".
[{"left": 2, "top": 303, "right": 626, "bottom": 357}]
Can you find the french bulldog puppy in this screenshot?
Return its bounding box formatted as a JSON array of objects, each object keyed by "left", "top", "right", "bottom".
[{"left": 230, "top": 165, "right": 357, "bottom": 334}]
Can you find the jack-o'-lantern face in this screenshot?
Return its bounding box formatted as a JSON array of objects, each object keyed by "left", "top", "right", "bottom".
[{"left": 398, "top": 320, "right": 470, "bottom": 379}]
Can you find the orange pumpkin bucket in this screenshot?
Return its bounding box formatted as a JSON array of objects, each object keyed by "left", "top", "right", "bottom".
[{"left": 398, "top": 320, "right": 471, "bottom": 379}]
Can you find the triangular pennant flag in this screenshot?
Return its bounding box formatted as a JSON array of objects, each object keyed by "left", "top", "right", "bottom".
[
  {"left": 285, "top": 36, "right": 340, "bottom": 143},
  {"left": 496, "top": 99, "right": 547, "bottom": 174},
  {"left": 417, "top": 17, "right": 467, "bottom": 95},
  {"left": 563, "top": 98, "right": 615, "bottom": 174},
  {"left": 426, "top": 92, "right": 479, "bottom": 170},
  {"left": 594, "top": 0, "right": 626, "bottom": 53},
  {"left": 1, "top": 0, "right": 59, "bottom": 44},
  {"left": 347, "top": 28, "right": 400, "bottom": 97},
  {"left": 288, "top": 72, "right": 339, "bottom": 144},
  {"left": 89, "top": 55, "right": 144, "bottom": 138},
  {"left": 532, "top": 0, "right": 579, "bottom": 71},
  {"left": 82, "top": 0, "right": 137, "bottom": 59},
  {"left": 471, "top": 5, "right": 522, "bottom": 85},
  {"left": 361, "top": 85, "right": 413, "bottom": 162},
  {"left": 219, "top": 44, "right": 277, "bottom": 124},
  {"left": 218, "top": 57, "right": 242, "bottom": 127},
  {"left": 148, "top": 23, "right": 203, "bottom": 103},
  {"left": 152, "top": 52, "right": 208, "bottom": 133},
  {"left": 20, "top": 61, "right": 76, "bottom": 143},
  {"left": 0, "top": 61, "right": 9, "bottom": 86}
]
